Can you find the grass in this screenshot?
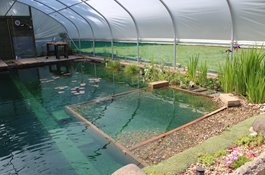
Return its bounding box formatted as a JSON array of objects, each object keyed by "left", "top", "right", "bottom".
[
  {"left": 143, "top": 115, "right": 260, "bottom": 175},
  {"left": 75, "top": 41, "right": 229, "bottom": 70}
]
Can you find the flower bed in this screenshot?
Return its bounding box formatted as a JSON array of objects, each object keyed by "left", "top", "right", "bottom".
[{"left": 183, "top": 135, "right": 265, "bottom": 175}]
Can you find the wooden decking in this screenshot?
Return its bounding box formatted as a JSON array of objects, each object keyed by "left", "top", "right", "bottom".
[
  {"left": 0, "top": 55, "right": 83, "bottom": 71},
  {"left": 0, "top": 59, "right": 8, "bottom": 69}
]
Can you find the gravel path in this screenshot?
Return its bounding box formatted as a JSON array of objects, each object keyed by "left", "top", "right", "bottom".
[{"left": 132, "top": 99, "right": 259, "bottom": 165}]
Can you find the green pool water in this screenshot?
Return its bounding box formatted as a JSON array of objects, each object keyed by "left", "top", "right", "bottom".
[
  {"left": 0, "top": 62, "right": 141, "bottom": 175},
  {"left": 0, "top": 61, "right": 217, "bottom": 175},
  {"left": 72, "top": 88, "right": 217, "bottom": 147}
]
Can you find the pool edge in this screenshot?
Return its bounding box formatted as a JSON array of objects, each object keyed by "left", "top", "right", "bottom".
[
  {"left": 65, "top": 105, "right": 148, "bottom": 168},
  {"left": 129, "top": 106, "right": 227, "bottom": 151}
]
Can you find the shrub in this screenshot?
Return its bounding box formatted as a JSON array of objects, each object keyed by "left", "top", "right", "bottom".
[
  {"left": 124, "top": 64, "right": 140, "bottom": 78},
  {"left": 230, "top": 155, "right": 250, "bottom": 169},
  {"left": 198, "top": 153, "right": 215, "bottom": 166},
  {"left": 235, "top": 134, "right": 264, "bottom": 147},
  {"left": 214, "top": 149, "right": 227, "bottom": 158},
  {"left": 105, "top": 60, "right": 122, "bottom": 73}
]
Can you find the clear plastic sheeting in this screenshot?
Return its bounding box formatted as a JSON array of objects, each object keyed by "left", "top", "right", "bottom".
[
  {"left": 32, "top": 9, "right": 66, "bottom": 40},
  {"left": 72, "top": 4, "right": 110, "bottom": 40},
  {"left": 230, "top": 0, "right": 265, "bottom": 41},
  {"left": 0, "top": 0, "right": 15, "bottom": 16},
  {"left": 60, "top": 8, "right": 93, "bottom": 39},
  {"left": 87, "top": 0, "right": 137, "bottom": 40},
  {"left": 163, "top": 0, "right": 231, "bottom": 40},
  {"left": 19, "top": 0, "right": 54, "bottom": 14},
  {"left": 50, "top": 12, "right": 79, "bottom": 39},
  {"left": 118, "top": 0, "right": 174, "bottom": 40},
  {"left": 13, "top": 0, "right": 265, "bottom": 43},
  {"left": 6, "top": 2, "right": 30, "bottom": 16},
  {"left": 36, "top": 0, "right": 66, "bottom": 11}
]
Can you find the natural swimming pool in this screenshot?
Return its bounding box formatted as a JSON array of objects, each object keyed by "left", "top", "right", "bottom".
[{"left": 0, "top": 61, "right": 217, "bottom": 174}]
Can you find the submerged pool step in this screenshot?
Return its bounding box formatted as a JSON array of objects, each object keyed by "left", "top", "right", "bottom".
[
  {"left": 12, "top": 80, "right": 102, "bottom": 175},
  {"left": 51, "top": 109, "right": 70, "bottom": 122}
]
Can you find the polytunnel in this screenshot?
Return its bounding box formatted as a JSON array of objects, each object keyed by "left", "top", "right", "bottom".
[
  {"left": 1, "top": 1, "right": 265, "bottom": 175},
  {"left": 1, "top": 0, "right": 265, "bottom": 68}
]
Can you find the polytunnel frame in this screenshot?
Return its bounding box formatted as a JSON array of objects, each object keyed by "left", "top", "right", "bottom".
[
  {"left": 16, "top": 1, "right": 80, "bottom": 51},
  {"left": 113, "top": 0, "right": 140, "bottom": 62},
  {"left": 159, "top": 0, "right": 177, "bottom": 68},
  {"left": 4, "top": 0, "right": 17, "bottom": 16},
  {"left": 33, "top": 0, "right": 82, "bottom": 50},
  {"left": 51, "top": 0, "right": 96, "bottom": 56},
  {"left": 82, "top": 1, "right": 115, "bottom": 60},
  {"left": 11, "top": 0, "right": 236, "bottom": 65},
  {"left": 225, "top": 0, "right": 235, "bottom": 61}
]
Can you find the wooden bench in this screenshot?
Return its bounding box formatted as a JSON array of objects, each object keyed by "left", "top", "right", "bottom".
[{"left": 46, "top": 42, "right": 68, "bottom": 59}]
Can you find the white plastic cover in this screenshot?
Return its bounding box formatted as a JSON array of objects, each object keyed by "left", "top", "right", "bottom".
[
  {"left": 118, "top": 0, "right": 174, "bottom": 41},
  {"left": 230, "top": 0, "right": 265, "bottom": 41},
  {"left": 5, "top": 0, "right": 265, "bottom": 44},
  {"left": 0, "top": 0, "right": 15, "bottom": 16},
  {"left": 87, "top": 0, "right": 137, "bottom": 40},
  {"left": 32, "top": 9, "right": 66, "bottom": 39}
]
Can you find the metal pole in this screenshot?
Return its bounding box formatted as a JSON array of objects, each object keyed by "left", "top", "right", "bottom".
[
  {"left": 114, "top": 0, "right": 140, "bottom": 62},
  {"left": 83, "top": 1, "right": 114, "bottom": 60},
  {"left": 17, "top": 1, "right": 79, "bottom": 51},
  {"left": 55, "top": 0, "right": 96, "bottom": 56},
  {"left": 225, "top": 0, "right": 235, "bottom": 61},
  {"left": 33, "top": 0, "right": 81, "bottom": 50},
  {"left": 159, "top": 0, "right": 177, "bottom": 69}
]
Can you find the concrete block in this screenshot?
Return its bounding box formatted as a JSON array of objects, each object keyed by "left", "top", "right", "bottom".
[
  {"left": 148, "top": 80, "right": 169, "bottom": 89},
  {"left": 112, "top": 164, "right": 146, "bottom": 175},
  {"left": 219, "top": 93, "right": 240, "bottom": 107}
]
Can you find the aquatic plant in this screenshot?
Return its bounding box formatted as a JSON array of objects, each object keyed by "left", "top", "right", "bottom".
[
  {"left": 124, "top": 64, "right": 140, "bottom": 78},
  {"left": 105, "top": 60, "right": 122, "bottom": 73},
  {"left": 219, "top": 48, "right": 265, "bottom": 103},
  {"left": 187, "top": 55, "right": 199, "bottom": 82},
  {"left": 198, "top": 61, "right": 208, "bottom": 86},
  {"left": 218, "top": 57, "right": 235, "bottom": 93}
]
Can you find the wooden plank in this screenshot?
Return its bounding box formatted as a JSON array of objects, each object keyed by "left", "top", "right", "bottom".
[
  {"left": 0, "top": 59, "right": 8, "bottom": 68},
  {"left": 15, "top": 58, "right": 42, "bottom": 65},
  {"left": 148, "top": 80, "right": 169, "bottom": 89}
]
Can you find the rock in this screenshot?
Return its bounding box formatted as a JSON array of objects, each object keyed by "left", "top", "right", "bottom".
[
  {"left": 112, "top": 164, "right": 146, "bottom": 175},
  {"left": 252, "top": 115, "right": 265, "bottom": 136},
  {"left": 249, "top": 127, "right": 258, "bottom": 136},
  {"left": 219, "top": 93, "right": 240, "bottom": 107}
]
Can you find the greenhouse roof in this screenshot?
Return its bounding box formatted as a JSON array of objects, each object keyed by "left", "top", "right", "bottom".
[{"left": 1, "top": 0, "right": 265, "bottom": 44}]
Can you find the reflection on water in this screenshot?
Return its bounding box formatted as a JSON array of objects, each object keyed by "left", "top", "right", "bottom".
[
  {"left": 0, "top": 62, "right": 142, "bottom": 175},
  {"left": 74, "top": 88, "right": 218, "bottom": 147}
]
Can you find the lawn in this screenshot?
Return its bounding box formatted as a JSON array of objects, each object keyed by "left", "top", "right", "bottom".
[{"left": 72, "top": 41, "right": 232, "bottom": 70}]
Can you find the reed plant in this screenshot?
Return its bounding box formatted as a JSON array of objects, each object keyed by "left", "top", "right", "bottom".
[
  {"left": 219, "top": 48, "right": 265, "bottom": 103},
  {"left": 219, "top": 57, "right": 235, "bottom": 93},
  {"left": 198, "top": 61, "right": 208, "bottom": 86},
  {"left": 187, "top": 55, "right": 199, "bottom": 82}
]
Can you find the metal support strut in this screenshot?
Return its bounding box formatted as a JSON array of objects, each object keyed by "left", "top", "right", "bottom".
[
  {"left": 83, "top": 1, "right": 114, "bottom": 60},
  {"left": 114, "top": 0, "right": 140, "bottom": 62},
  {"left": 55, "top": 0, "right": 96, "bottom": 56},
  {"left": 225, "top": 0, "right": 235, "bottom": 62},
  {"left": 159, "top": 0, "right": 177, "bottom": 69}
]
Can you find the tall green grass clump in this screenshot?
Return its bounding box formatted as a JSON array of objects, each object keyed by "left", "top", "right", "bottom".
[
  {"left": 198, "top": 61, "right": 208, "bottom": 86},
  {"left": 219, "top": 48, "right": 265, "bottom": 103},
  {"left": 187, "top": 55, "right": 199, "bottom": 82}
]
